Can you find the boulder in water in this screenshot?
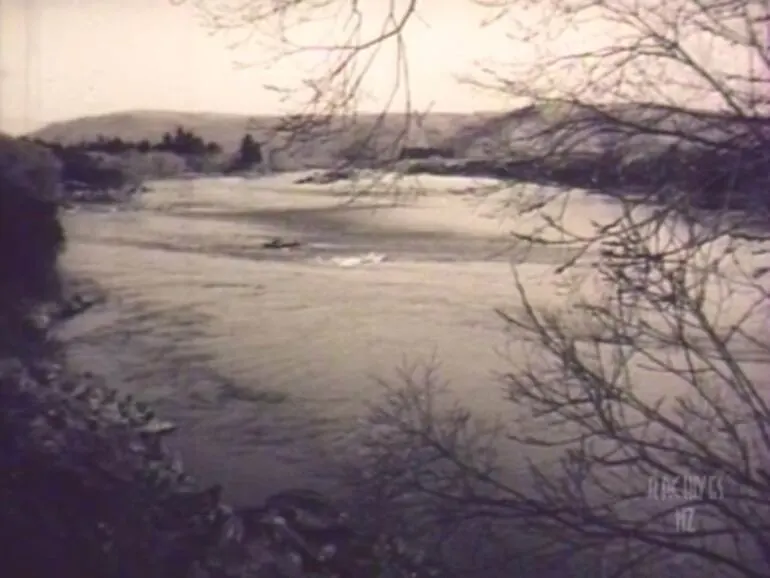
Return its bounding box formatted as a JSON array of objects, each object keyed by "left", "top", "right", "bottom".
[
  {"left": 294, "top": 169, "right": 355, "bottom": 185},
  {"left": 262, "top": 237, "right": 302, "bottom": 250}
]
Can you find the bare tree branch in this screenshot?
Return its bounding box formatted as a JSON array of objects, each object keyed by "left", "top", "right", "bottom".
[{"left": 173, "top": 0, "right": 770, "bottom": 576}]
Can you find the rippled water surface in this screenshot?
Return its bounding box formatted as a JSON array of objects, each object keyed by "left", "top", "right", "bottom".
[
  {"left": 57, "top": 176, "right": 770, "bottom": 507},
  {"left": 58, "top": 177, "right": 549, "bottom": 503}
]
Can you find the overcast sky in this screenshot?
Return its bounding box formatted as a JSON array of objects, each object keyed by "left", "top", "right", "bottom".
[
  {"left": 0, "top": 0, "right": 529, "bottom": 134},
  {"left": 0, "top": 0, "right": 757, "bottom": 135}
]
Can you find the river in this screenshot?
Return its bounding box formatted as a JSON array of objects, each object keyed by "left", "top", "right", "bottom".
[
  {"left": 57, "top": 175, "right": 562, "bottom": 506},
  {"left": 52, "top": 174, "right": 770, "bottom": 576},
  {"left": 55, "top": 174, "right": 770, "bottom": 516}
]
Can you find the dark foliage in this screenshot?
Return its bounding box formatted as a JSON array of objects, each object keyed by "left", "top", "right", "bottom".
[
  {"left": 0, "top": 135, "right": 65, "bottom": 354},
  {"left": 0, "top": 133, "right": 229, "bottom": 578},
  {"left": 154, "top": 127, "right": 209, "bottom": 156},
  {"left": 398, "top": 147, "right": 454, "bottom": 160},
  {"left": 0, "top": 133, "right": 440, "bottom": 578},
  {"left": 35, "top": 126, "right": 225, "bottom": 173},
  {"left": 230, "top": 134, "right": 263, "bottom": 172},
  {"left": 400, "top": 137, "right": 770, "bottom": 214},
  {"left": 0, "top": 358, "right": 232, "bottom": 578},
  {"left": 32, "top": 126, "right": 239, "bottom": 181},
  {"left": 57, "top": 148, "right": 139, "bottom": 195},
  {"left": 206, "top": 141, "right": 223, "bottom": 155}
]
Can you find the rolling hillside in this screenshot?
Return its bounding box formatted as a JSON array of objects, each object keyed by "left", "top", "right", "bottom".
[
  {"left": 446, "top": 102, "right": 770, "bottom": 161},
  {"left": 29, "top": 104, "right": 767, "bottom": 170},
  {"left": 29, "top": 110, "right": 489, "bottom": 169},
  {"left": 31, "top": 111, "right": 259, "bottom": 149}
]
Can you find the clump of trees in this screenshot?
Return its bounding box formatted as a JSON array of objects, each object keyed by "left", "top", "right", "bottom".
[
  {"left": 0, "top": 134, "right": 65, "bottom": 356},
  {"left": 227, "top": 133, "right": 263, "bottom": 172},
  {"left": 0, "top": 132, "right": 432, "bottom": 578},
  {"left": 42, "top": 125, "right": 263, "bottom": 171},
  {"left": 0, "top": 133, "right": 234, "bottom": 578},
  {"left": 31, "top": 126, "right": 264, "bottom": 199},
  {"left": 152, "top": 126, "right": 222, "bottom": 157},
  {"left": 65, "top": 126, "right": 223, "bottom": 158}
]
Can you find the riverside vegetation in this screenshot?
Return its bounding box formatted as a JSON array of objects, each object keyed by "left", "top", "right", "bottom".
[
  {"left": 6, "top": 100, "right": 770, "bottom": 577},
  {"left": 0, "top": 132, "right": 444, "bottom": 578},
  {"left": 26, "top": 126, "right": 264, "bottom": 205}
]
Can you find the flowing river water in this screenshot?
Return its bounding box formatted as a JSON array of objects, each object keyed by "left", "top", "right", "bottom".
[
  {"left": 56, "top": 175, "right": 770, "bottom": 524},
  {"left": 57, "top": 176, "right": 558, "bottom": 506},
  {"left": 50, "top": 174, "right": 770, "bottom": 577}
]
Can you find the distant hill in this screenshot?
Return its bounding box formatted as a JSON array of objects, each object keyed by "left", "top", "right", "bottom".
[
  {"left": 31, "top": 111, "right": 272, "bottom": 151},
  {"left": 446, "top": 102, "right": 770, "bottom": 160},
  {"left": 29, "top": 104, "right": 768, "bottom": 170},
  {"left": 28, "top": 110, "right": 495, "bottom": 170}
]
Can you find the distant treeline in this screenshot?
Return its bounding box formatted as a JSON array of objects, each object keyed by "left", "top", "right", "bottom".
[
  {"left": 31, "top": 126, "right": 263, "bottom": 172},
  {"left": 23, "top": 126, "right": 265, "bottom": 203},
  {"left": 35, "top": 126, "right": 222, "bottom": 156}
]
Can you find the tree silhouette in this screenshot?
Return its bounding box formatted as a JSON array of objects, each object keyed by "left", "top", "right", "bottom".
[
  {"left": 232, "top": 134, "right": 262, "bottom": 171},
  {"left": 157, "top": 132, "right": 174, "bottom": 152},
  {"left": 180, "top": 1, "right": 770, "bottom": 576},
  {"left": 205, "top": 141, "right": 222, "bottom": 155}
]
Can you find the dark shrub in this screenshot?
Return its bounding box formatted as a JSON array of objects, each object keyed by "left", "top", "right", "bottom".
[
  {"left": 55, "top": 148, "right": 141, "bottom": 199},
  {"left": 0, "top": 360, "right": 229, "bottom": 578},
  {"left": 0, "top": 134, "right": 65, "bottom": 354},
  {"left": 0, "top": 134, "right": 232, "bottom": 578}
]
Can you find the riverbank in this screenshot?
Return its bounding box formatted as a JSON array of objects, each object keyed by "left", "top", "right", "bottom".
[{"left": 48, "top": 174, "right": 770, "bottom": 578}]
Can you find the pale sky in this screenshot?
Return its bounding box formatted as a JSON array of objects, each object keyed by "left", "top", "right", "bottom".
[
  {"left": 0, "top": 0, "right": 759, "bottom": 135},
  {"left": 0, "top": 0, "right": 525, "bottom": 134}
]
